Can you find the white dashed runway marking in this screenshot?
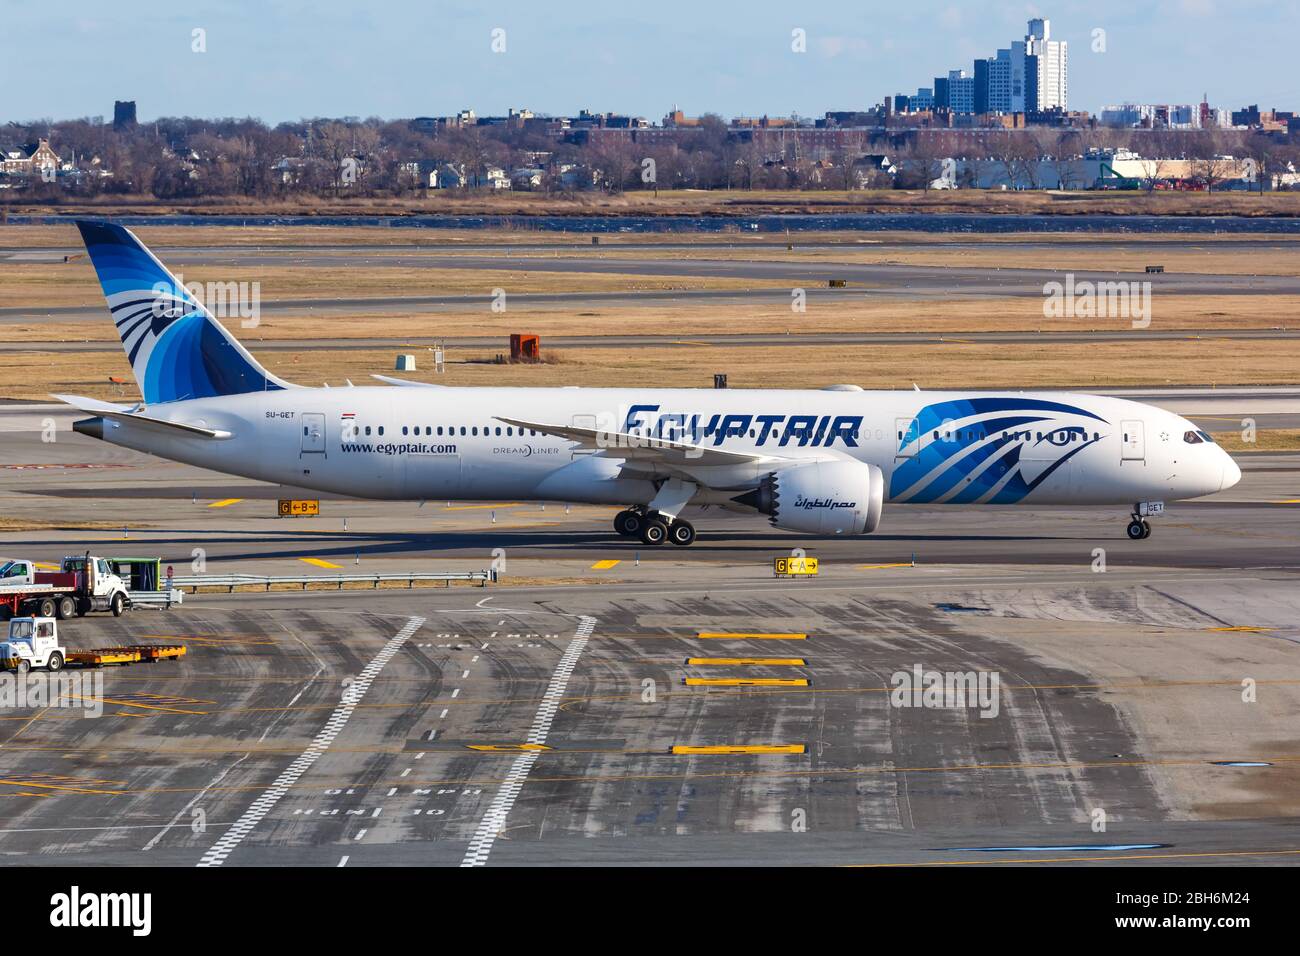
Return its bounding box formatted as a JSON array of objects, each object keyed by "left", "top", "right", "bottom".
[
  {"left": 459, "top": 615, "right": 596, "bottom": 868},
  {"left": 195, "top": 616, "right": 426, "bottom": 868}
]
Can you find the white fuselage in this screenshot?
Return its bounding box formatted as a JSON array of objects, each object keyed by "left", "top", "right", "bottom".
[{"left": 81, "top": 385, "right": 1240, "bottom": 513}]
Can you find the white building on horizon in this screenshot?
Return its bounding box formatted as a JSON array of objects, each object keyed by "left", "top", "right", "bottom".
[{"left": 1026, "top": 18, "right": 1068, "bottom": 110}]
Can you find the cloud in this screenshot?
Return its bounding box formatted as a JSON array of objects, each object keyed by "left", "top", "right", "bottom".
[{"left": 815, "top": 35, "right": 871, "bottom": 59}]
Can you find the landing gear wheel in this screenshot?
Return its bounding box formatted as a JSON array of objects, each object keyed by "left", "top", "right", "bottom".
[
  {"left": 640, "top": 518, "right": 668, "bottom": 546},
  {"left": 1126, "top": 519, "right": 1146, "bottom": 540},
  {"left": 614, "top": 509, "right": 643, "bottom": 537},
  {"left": 1141, "top": 520, "right": 1152, "bottom": 539},
  {"left": 55, "top": 596, "right": 75, "bottom": 620},
  {"left": 46, "top": 652, "right": 63, "bottom": 673},
  {"left": 668, "top": 520, "right": 696, "bottom": 547}
]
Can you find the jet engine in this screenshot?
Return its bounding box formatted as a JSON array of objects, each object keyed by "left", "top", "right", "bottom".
[{"left": 737, "top": 460, "right": 884, "bottom": 535}]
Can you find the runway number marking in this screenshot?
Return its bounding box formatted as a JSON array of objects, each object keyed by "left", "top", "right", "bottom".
[
  {"left": 195, "top": 616, "right": 425, "bottom": 868},
  {"left": 460, "top": 615, "right": 596, "bottom": 868}
]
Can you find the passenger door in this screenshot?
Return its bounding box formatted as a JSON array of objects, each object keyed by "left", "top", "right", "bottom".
[
  {"left": 1120, "top": 420, "right": 1145, "bottom": 462},
  {"left": 301, "top": 413, "right": 326, "bottom": 456},
  {"left": 894, "top": 417, "right": 925, "bottom": 459}
]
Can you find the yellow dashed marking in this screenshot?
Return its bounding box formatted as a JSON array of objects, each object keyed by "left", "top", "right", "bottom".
[
  {"left": 299, "top": 557, "right": 343, "bottom": 570},
  {"left": 857, "top": 563, "right": 914, "bottom": 570},
  {"left": 671, "top": 744, "right": 807, "bottom": 755},
  {"left": 686, "top": 658, "right": 807, "bottom": 666},
  {"left": 443, "top": 503, "right": 521, "bottom": 511},
  {"left": 207, "top": 498, "right": 243, "bottom": 508},
  {"left": 465, "top": 743, "right": 552, "bottom": 752},
  {"left": 590, "top": 559, "right": 621, "bottom": 570},
  {"left": 684, "top": 678, "right": 810, "bottom": 687},
  {"left": 1207, "top": 626, "right": 1276, "bottom": 633},
  {"left": 697, "top": 632, "right": 807, "bottom": 640}
]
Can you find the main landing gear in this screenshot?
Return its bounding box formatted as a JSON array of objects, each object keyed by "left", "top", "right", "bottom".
[{"left": 613, "top": 508, "right": 696, "bottom": 547}]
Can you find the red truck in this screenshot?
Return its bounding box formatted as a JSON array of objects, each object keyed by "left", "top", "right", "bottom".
[{"left": 0, "top": 554, "right": 131, "bottom": 620}]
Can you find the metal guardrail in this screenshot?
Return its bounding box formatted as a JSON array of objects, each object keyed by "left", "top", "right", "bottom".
[
  {"left": 129, "top": 589, "right": 185, "bottom": 609},
  {"left": 168, "top": 571, "right": 494, "bottom": 593}
]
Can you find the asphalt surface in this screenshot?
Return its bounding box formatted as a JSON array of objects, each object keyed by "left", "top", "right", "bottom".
[
  {"left": 4, "top": 328, "right": 1299, "bottom": 354},
  {"left": 1, "top": 402, "right": 1298, "bottom": 866}
]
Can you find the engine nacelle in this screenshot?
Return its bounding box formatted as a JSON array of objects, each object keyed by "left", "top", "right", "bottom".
[{"left": 749, "top": 460, "right": 884, "bottom": 535}]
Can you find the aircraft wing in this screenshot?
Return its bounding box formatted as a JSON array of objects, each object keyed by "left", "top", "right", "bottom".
[
  {"left": 54, "top": 394, "right": 233, "bottom": 440},
  {"left": 494, "top": 416, "right": 784, "bottom": 468}
]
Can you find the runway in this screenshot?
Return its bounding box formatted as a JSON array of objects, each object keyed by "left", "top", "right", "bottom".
[
  {"left": 0, "top": 404, "right": 1297, "bottom": 866},
  {"left": 6, "top": 246, "right": 1300, "bottom": 326}
]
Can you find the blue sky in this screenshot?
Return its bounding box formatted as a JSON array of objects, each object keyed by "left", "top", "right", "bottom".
[{"left": 3, "top": 0, "right": 1298, "bottom": 123}]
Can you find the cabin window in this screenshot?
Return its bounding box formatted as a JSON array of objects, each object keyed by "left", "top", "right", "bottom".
[
  {"left": 364, "top": 426, "right": 372, "bottom": 436},
  {"left": 378, "top": 426, "right": 385, "bottom": 436}
]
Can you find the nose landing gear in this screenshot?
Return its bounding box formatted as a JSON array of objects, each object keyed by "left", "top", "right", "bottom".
[
  {"left": 613, "top": 508, "right": 696, "bottom": 546},
  {"left": 1126, "top": 517, "right": 1151, "bottom": 540},
  {"left": 1126, "top": 501, "right": 1162, "bottom": 540}
]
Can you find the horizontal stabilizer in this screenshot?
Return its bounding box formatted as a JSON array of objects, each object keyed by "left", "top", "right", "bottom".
[{"left": 54, "top": 394, "right": 232, "bottom": 440}]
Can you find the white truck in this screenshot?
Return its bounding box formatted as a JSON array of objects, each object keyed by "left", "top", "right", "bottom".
[
  {"left": 0, "top": 617, "right": 66, "bottom": 674},
  {"left": 0, "top": 617, "right": 186, "bottom": 673},
  {"left": 0, "top": 554, "right": 131, "bottom": 620}
]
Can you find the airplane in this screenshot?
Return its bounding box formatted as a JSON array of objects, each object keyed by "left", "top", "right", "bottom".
[{"left": 58, "top": 220, "right": 1241, "bottom": 547}]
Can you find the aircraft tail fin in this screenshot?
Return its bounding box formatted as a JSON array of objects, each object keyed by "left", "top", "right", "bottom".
[{"left": 75, "top": 220, "right": 291, "bottom": 404}]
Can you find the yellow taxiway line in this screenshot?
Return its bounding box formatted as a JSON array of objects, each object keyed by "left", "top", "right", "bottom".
[
  {"left": 684, "top": 678, "right": 810, "bottom": 687},
  {"left": 697, "top": 632, "right": 807, "bottom": 640},
  {"left": 590, "top": 559, "right": 621, "bottom": 570},
  {"left": 671, "top": 744, "right": 806, "bottom": 755},
  {"left": 207, "top": 498, "right": 243, "bottom": 508},
  {"left": 685, "top": 657, "right": 807, "bottom": 666},
  {"left": 299, "top": 557, "right": 344, "bottom": 570}
]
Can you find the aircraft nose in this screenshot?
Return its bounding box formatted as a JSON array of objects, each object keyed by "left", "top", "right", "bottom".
[{"left": 1220, "top": 454, "right": 1242, "bottom": 491}]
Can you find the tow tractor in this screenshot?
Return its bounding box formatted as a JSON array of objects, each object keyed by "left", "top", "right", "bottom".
[
  {"left": 0, "top": 617, "right": 186, "bottom": 674},
  {"left": 0, "top": 553, "right": 132, "bottom": 620}
]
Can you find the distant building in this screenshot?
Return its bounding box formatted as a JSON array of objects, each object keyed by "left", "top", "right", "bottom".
[
  {"left": 113, "top": 101, "right": 137, "bottom": 130},
  {"left": 0, "top": 139, "right": 60, "bottom": 177},
  {"left": 1025, "top": 18, "right": 1068, "bottom": 110},
  {"left": 947, "top": 70, "right": 975, "bottom": 114}
]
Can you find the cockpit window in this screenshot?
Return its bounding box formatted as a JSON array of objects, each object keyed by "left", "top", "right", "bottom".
[
  {"left": 1197, "top": 430, "right": 1216, "bottom": 443},
  {"left": 1183, "top": 430, "right": 1204, "bottom": 444}
]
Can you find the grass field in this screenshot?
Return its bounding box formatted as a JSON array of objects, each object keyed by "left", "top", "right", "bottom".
[
  {"left": 6, "top": 187, "right": 1300, "bottom": 218},
  {"left": 7, "top": 337, "right": 1299, "bottom": 402},
  {"left": 3, "top": 223, "right": 1297, "bottom": 401}
]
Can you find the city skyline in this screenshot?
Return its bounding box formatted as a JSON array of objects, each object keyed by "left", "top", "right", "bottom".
[{"left": 3, "top": 1, "right": 1298, "bottom": 124}]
